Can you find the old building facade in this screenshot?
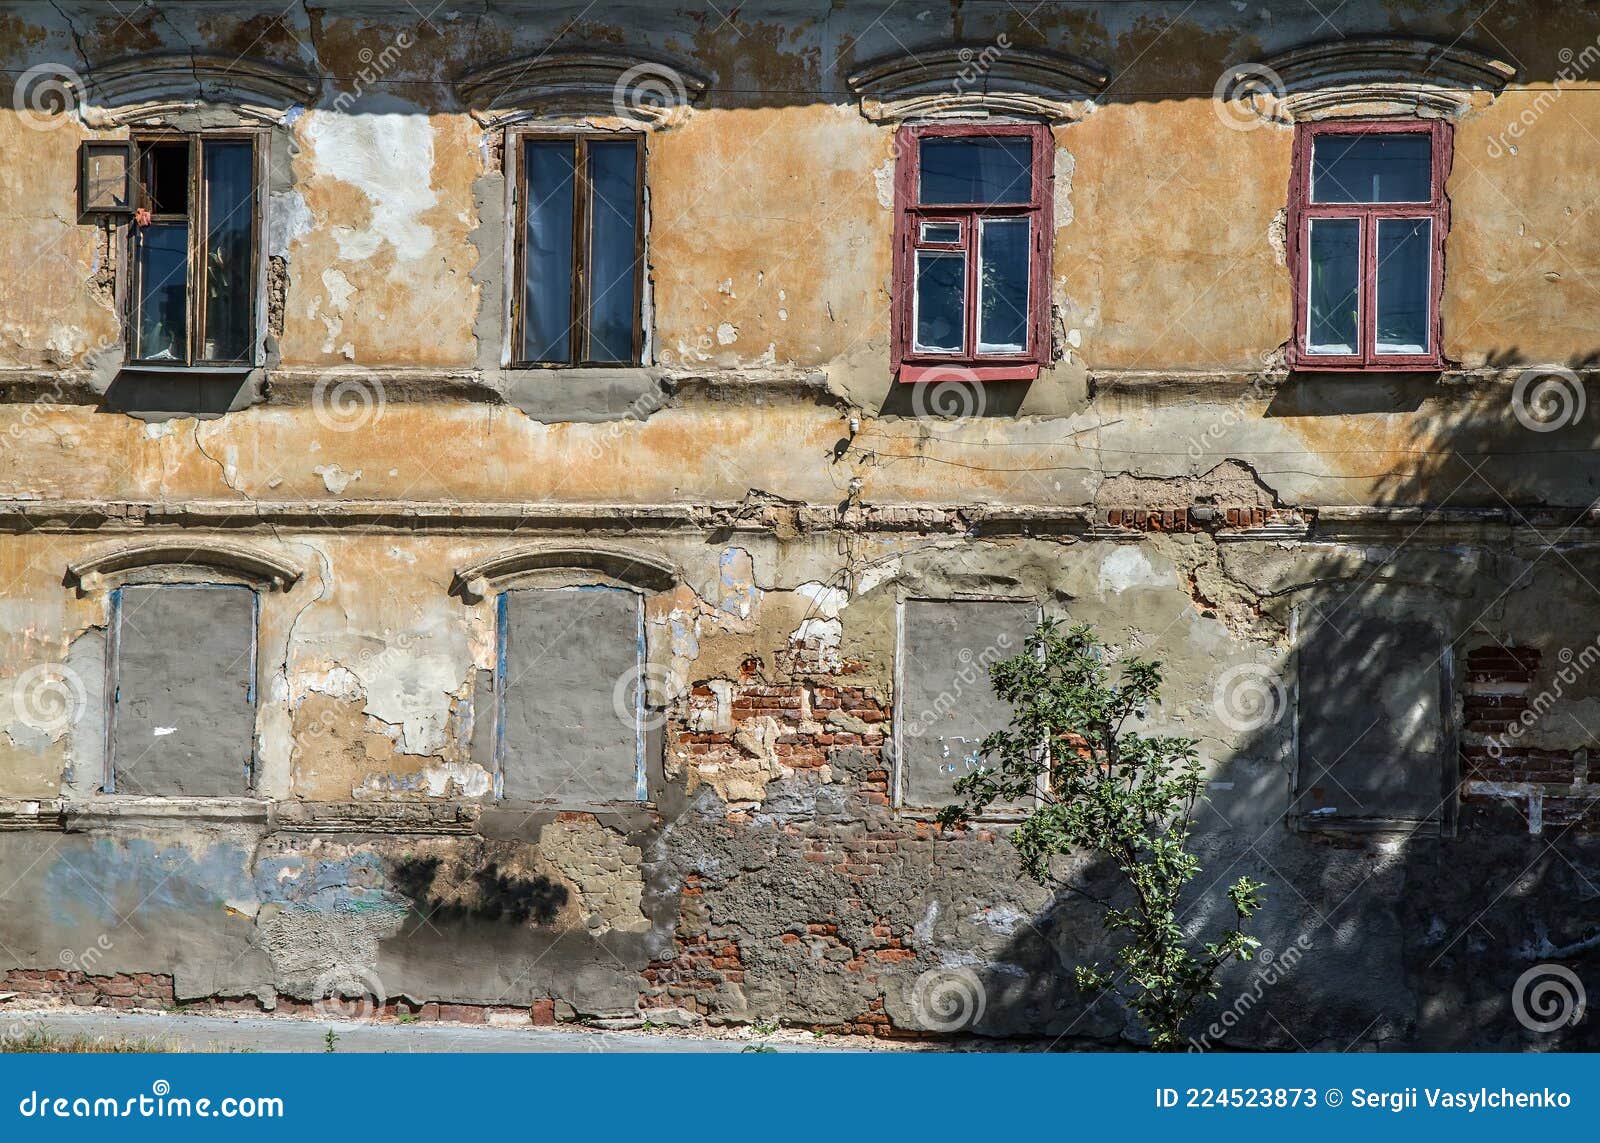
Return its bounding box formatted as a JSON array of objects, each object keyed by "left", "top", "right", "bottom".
[{"left": 3, "top": 0, "right": 1600, "bottom": 1048}]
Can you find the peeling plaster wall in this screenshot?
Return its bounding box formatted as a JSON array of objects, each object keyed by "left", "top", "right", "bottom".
[{"left": 3, "top": 0, "right": 1600, "bottom": 1049}]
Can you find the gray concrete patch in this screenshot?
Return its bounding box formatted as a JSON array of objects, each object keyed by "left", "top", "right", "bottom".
[
  {"left": 897, "top": 599, "right": 1040, "bottom": 808},
  {"left": 500, "top": 587, "right": 644, "bottom": 803},
  {"left": 111, "top": 585, "right": 256, "bottom": 797}
]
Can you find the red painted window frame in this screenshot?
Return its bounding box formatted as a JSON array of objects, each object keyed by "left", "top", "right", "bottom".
[
  {"left": 1286, "top": 118, "right": 1452, "bottom": 372},
  {"left": 891, "top": 122, "right": 1054, "bottom": 384}
]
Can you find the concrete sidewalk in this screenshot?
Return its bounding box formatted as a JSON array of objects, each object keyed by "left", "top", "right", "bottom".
[{"left": 2, "top": 1008, "right": 878, "bottom": 1053}]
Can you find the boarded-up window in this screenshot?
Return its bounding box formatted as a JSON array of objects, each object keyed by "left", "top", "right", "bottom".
[
  {"left": 497, "top": 586, "right": 646, "bottom": 802},
  {"left": 895, "top": 598, "right": 1040, "bottom": 808},
  {"left": 109, "top": 585, "right": 256, "bottom": 796},
  {"left": 1294, "top": 609, "right": 1453, "bottom": 829}
]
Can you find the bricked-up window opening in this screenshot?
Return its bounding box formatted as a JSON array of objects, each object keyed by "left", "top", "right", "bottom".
[
  {"left": 891, "top": 123, "right": 1054, "bottom": 383},
  {"left": 512, "top": 133, "right": 644, "bottom": 366},
  {"left": 128, "top": 134, "right": 261, "bottom": 366},
  {"left": 893, "top": 597, "right": 1043, "bottom": 809},
  {"left": 106, "top": 584, "right": 258, "bottom": 797},
  {"left": 1292, "top": 606, "right": 1456, "bottom": 833},
  {"left": 1287, "top": 120, "right": 1450, "bottom": 371},
  {"left": 494, "top": 586, "right": 650, "bottom": 802}
]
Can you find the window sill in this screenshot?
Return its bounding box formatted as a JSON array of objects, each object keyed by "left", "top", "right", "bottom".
[
  {"left": 1292, "top": 812, "right": 1445, "bottom": 836},
  {"left": 0, "top": 796, "right": 271, "bottom": 830},
  {"left": 895, "top": 805, "right": 1030, "bottom": 824},
  {"left": 897, "top": 363, "right": 1039, "bottom": 384},
  {"left": 488, "top": 797, "right": 653, "bottom": 813},
  {"left": 1286, "top": 359, "right": 1444, "bottom": 374},
  {"left": 119, "top": 364, "right": 258, "bottom": 376}
]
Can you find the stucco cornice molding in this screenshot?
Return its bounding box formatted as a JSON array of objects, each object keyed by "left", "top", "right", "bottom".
[
  {"left": 452, "top": 544, "right": 679, "bottom": 601},
  {"left": 78, "top": 53, "right": 320, "bottom": 126},
  {"left": 455, "top": 50, "right": 709, "bottom": 128},
  {"left": 66, "top": 540, "right": 305, "bottom": 594},
  {"left": 847, "top": 44, "right": 1109, "bottom": 124},
  {"left": 1244, "top": 36, "right": 1517, "bottom": 122}
]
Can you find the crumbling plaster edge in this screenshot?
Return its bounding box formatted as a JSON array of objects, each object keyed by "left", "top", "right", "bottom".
[
  {"left": 9, "top": 502, "right": 1600, "bottom": 537},
  {"left": 0, "top": 363, "right": 1577, "bottom": 407}
]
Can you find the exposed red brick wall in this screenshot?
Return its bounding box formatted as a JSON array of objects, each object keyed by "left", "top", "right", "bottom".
[
  {"left": 1101, "top": 506, "right": 1304, "bottom": 533},
  {"left": 1460, "top": 645, "right": 1592, "bottom": 833},
  {"left": 652, "top": 674, "right": 1005, "bottom": 1035},
  {"left": 3, "top": 969, "right": 175, "bottom": 1009}
]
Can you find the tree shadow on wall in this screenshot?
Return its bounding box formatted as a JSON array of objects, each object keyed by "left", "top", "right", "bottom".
[
  {"left": 392, "top": 855, "right": 569, "bottom": 926},
  {"left": 965, "top": 371, "right": 1600, "bottom": 1049}
]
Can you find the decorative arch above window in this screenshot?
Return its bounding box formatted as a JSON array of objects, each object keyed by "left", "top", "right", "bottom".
[
  {"left": 455, "top": 50, "right": 709, "bottom": 128},
  {"left": 1240, "top": 36, "right": 1516, "bottom": 123},
  {"left": 847, "top": 44, "right": 1109, "bottom": 124},
  {"left": 451, "top": 544, "right": 678, "bottom": 602},
  {"left": 79, "top": 52, "right": 319, "bottom": 127},
  {"left": 66, "top": 540, "right": 305, "bottom": 595}
]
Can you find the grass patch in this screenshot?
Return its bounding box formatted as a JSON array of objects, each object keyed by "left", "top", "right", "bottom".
[{"left": 0, "top": 1029, "right": 183, "bottom": 1054}]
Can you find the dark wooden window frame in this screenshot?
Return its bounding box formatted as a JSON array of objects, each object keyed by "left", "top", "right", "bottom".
[
  {"left": 79, "top": 139, "right": 135, "bottom": 217},
  {"left": 891, "top": 121, "right": 1054, "bottom": 384},
  {"left": 508, "top": 129, "right": 647, "bottom": 368},
  {"left": 1286, "top": 118, "right": 1451, "bottom": 372},
  {"left": 126, "top": 129, "right": 265, "bottom": 369}
]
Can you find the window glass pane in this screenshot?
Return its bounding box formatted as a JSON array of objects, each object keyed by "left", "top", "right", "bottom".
[
  {"left": 585, "top": 141, "right": 639, "bottom": 363},
  {"left": 139, "top": 141, "right": 189, "bottom": 214},
  {"left": 920, "top": 222, "right": 960, "bottom": 244},
  {"left": 134, "top": 221, "right": 188, "bottom": 361},
  {"left": 1311, "top": 134, "right": 1431, "bottom": 203},
  {"left": 913, "top": 250, "right": 965, "bottom": 354},
  {"left": 1306, "top": 218, "right": 1359, "bottom": 355},
  {"left": 918, "top": 137, "right": 1032, "bottom": 205},
  {"left": 520, "top": 140, "right": 576, "bottom": 363},
  {"left": 200, "top": 141, "right": 255, "bottom": 362},
  {"left": 1376, "top": 218, "right": 1431, "bottom": 355},
  {"left": 978, "top": 218, "right": 1029, "bottom": 354}
]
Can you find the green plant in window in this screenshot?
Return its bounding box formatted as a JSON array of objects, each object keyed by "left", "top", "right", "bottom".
[{"left": 938, "top": 620, "right": 1266, "bottom": 1050}]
